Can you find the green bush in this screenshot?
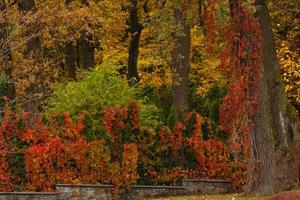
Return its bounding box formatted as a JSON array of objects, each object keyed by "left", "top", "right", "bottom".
[
  {"left": 46, "top": 65, "right": 135, "bottom": 116},
  {"left": 189, "top": 83, "right": 228, "bottom": 140},
  {"left": 45, "top": 65, "right": 161, "bottom": 138},
  {"left": 138, "top": 84, "right": 173, "bottom": 128}
]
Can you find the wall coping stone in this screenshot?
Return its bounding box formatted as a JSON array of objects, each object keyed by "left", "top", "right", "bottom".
[
  {"left": 56, "top": 184, "right": 185, "bottom": 190},
  {"left": 181, "top": 179, "right": 231, "bottom": 183},
  {"left": 0, "top": 192, "right": 58, "bottom": 195},
  {"left": 0, "top": 179, "right": 232, "bottom": 199},
  {"left": 56, "top": 184, "right": 114, "bottom": 188}
]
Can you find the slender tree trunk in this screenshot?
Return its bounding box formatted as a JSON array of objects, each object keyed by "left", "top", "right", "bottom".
[
  {"left": 170, "top": 8, "right": 191, "bottom": 115},
  {"left": 198, "top": 0, "right": 204, "bottom": 27},
  {"left": 65, "top": 0, "right": 77, "bottom": 80},
  {"left": 0, "top": 1, "right": 15, "bottom": 101},
  {"left": 247, "top": 0, "right": 299, "bottom": 194},
  {"left": 18, "top": 0, "right": 41, "bottom": 57},
  {"left": 78, "top": 36, "right": 95, "bottom": 69},
  {"left": 127, "top": 0, "right": 143, "bottom": 85},
  {"left": 66, "top": 42, "right": 77, "bottom": 80},
  {"left": 78, "top": 0, "right": 95, "bottom": 69},
  {"left": 18, "top": 0, "right": 41, "bottom": 117}
]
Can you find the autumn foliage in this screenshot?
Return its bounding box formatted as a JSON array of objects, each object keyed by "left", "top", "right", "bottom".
[
  {"left": 219, "top": 1, "right": 262, "bottom": 157},
  {"left": 152, "top": 112, "right": 247, "bottom": 189},
  {"left": 0, "top": 102, "right": 139, "bottom": 192},
  {"left": 0, "top": 101, "right": 247, "bottom": 192},
  {"left": 0, "top": 0, "right": 298, "bottom": 197}
]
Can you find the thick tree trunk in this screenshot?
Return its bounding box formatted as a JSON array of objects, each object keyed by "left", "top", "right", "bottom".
[
  {"left": 127, "top": 0, "right": 143, "bottom": 85},
  {"left": 170, "top": 8, "right": 191, "bottom": 115},
  {"left": 247, "top": 0, "right": 299, "bottom": 194}
]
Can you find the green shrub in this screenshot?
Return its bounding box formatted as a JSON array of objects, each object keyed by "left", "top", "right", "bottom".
[
  {"left": 189, "top": 83, "right": 228, "bottom": 140},
  {"left": 46, "top": 65, "right": 135, "bottom": 116},
  {"left": 45, "top": 65, "right": 161, "bottom": 138}
]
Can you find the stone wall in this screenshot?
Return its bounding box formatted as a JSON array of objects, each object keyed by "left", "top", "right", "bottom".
[
  {"left": 0, "top": 179, "right": 232, "bottom": 199},
  {"left": 56, "top": 184, "right": 186, "bottom": 200},
  {"left": 56, "top": 184, "right": 113, "bottom": 200},
  {"left": 0, "top": 192, "right": 59, "bottom": 200},
  {"left": 181, "top": 179, "right": 233, "bottom": 194}
]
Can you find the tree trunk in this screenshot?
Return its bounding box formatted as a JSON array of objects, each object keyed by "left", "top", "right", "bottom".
[
  {"left": 0, "top": 1, "right": 15, "bottom": 101},
  {"left": 198, "top": 0, "right": 204, "bottom": 27},
  {"left": 170, "top": 8, "right": 191, "bottom": 115},
  {"left": 127, "top": 0, "right": 143, "bottom": 85},
  {"left": 65, "top": 0, "right": 77, "bottom": 80},
  {"left": 247, "top": 0, "right": 299, "bottom": 194},
  {"left": 18, "top": 0, "right": 41, "bottom": 58},
  {"left": 65, "top": 42, "right": 77, "bottom": 80},
  {"left": 78, "top": 0, "right": 95, "bottom": 69},
  {"left": 78, "top": 36, "right": 95, "bottom": 69},
  {"left": 18, "top": 0, "right": 41, "bottom": 117}
]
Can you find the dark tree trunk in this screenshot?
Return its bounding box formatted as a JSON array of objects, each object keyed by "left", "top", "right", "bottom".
[
  {"left": 246, "top": 0, "right": 299, "bottom": 194},
  {"left": 65, "top": 0, "right": 72, "bottom": 4},
  {"left": 18, "top": 0, "right": 41, "bottom": 58},
  {"left": 65, "top": 0, "right": 77, "bottom": 80},
  {"left": 65, "top": 42, "right": 77, "bottom": 80},
  {"left": 18, "top": 0, "right": 41, "bottom": 117},
  {"left": 198, "top": 0, "right": 204, "bottom": 27},
  {"left": 78, "top": 0, "right": 95, "bottom": 69},
  {"left": 78, "top": 36, "right": 95, "bottom": 69},
  {"left": 170, "top": 8, "right": 191, "bottom": 115},
  {"left": 0, "top": 1, "right": 15, "bottom": 101},
  {"left": 127, "top": 0, "right": 143, "bottom": 85}
]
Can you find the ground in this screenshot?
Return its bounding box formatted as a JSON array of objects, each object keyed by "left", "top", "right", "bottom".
[
  {"left": 149, "top": 187, "right": 300, "bottom": 200},
  {"left": 150, "top": 194, "right": 264, "bottom": 200}
]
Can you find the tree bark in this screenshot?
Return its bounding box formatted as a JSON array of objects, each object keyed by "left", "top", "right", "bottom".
[
  {"left": 170, "top": 8, "right": 191, "bottom": 115},
  {"left": 247, "top": 0, "right": 299, "bottom": 194},
  {"left": 65, "top": 42, "right": 77, "bottom": 80},
  {"left": 198, "top": 0, "right": 204, "bottom": 27},
  {"left": 78, "top": 0, "right": 95, "bottom": 69},
  {"left": 65, "top": 0, "right": 77, "bottom": 80},
  {"left": 17, "top": 0, "right": 41, "bottom": 58},
  {"left": 127, "top": 0, "right": 143, "bottom": 85},
  {"left": 0, "top": 1, "right": 15, "bottom": 101},
  {"left": 78, "top": 36, "right": 95, "bottom": 69},
  {"left": 18, "top": 0, "right": 41, "bottom": 117}
]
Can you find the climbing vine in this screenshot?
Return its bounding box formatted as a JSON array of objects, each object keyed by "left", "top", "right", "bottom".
[{"left": 219, "top": 0, "right": 262, "bottom": 156}]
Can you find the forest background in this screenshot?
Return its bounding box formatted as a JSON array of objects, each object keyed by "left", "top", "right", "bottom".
[{"left": 0, "top": 0, "right": 299, "bottom": 196}]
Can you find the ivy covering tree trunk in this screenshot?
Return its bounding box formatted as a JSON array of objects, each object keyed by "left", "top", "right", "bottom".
[{"left": 247, "top": 0, "right": 299, "bottom": 194}]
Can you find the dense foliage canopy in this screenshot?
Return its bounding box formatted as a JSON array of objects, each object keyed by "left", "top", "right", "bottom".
[{"left": 0, "top": 0, "right": 299, "bottom": 196}]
